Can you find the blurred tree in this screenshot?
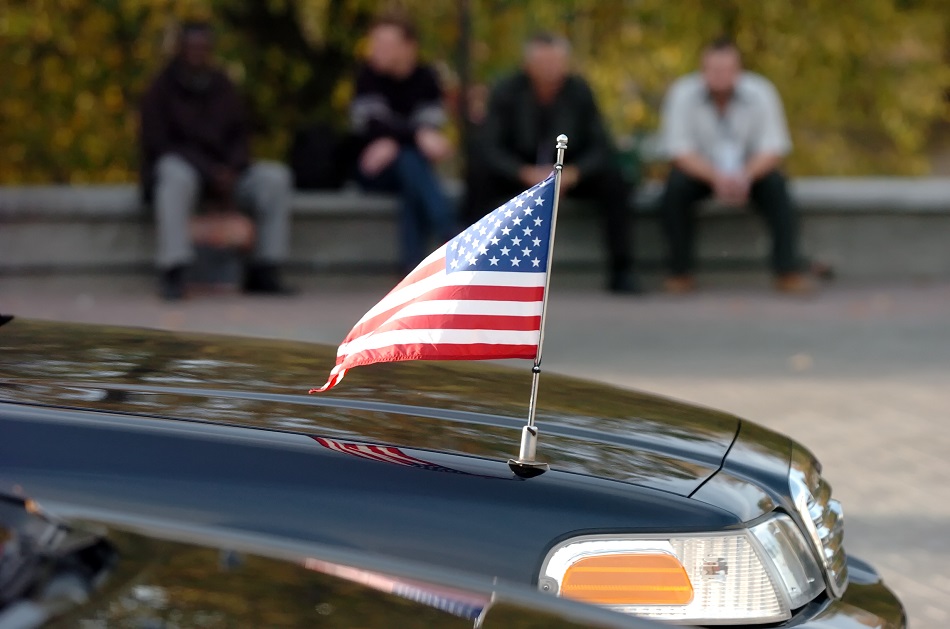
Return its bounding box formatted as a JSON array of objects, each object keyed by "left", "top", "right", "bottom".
[{"left": 0, "top": 0, "right": 946, "bottom": 183}]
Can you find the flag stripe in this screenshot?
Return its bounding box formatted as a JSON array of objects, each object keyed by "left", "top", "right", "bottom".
[
  {"left": 341, "top": 343, "right": 538, "bottom": 369},
  {"left": 346, "top": 285, "right": 545, "bottom": 341},
  {"left": 358, "top": 314, "right": 543, "bottom": 338},
  {"left": 340, "top": 327, "right": 539, "bottom": 357}
]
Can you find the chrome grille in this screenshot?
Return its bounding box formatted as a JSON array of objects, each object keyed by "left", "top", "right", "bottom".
[{"left": 790, "top": 450, "right": 849, "bottom": 598}]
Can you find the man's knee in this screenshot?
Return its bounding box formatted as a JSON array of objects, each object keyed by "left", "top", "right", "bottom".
[
  {"left": 155, "top": 154, "right": 200, "bottom": 191},
  {"left": 252, "top": 161, "right": 293, "bottom": 194},
  {"left": 661, "top": 167, "right": 707, "bottom": 209}
]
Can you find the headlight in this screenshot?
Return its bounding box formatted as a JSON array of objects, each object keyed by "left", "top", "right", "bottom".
[
  {"left": 789, "top": 447, "right": 849, "bottom": 597},
  {"left": 538, "top": 517, "right": 825, "bottom": 624}
]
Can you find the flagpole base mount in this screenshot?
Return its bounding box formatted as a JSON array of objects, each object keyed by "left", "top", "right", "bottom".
[{"left": 508, "top": 459, "right": 549, "bottom": 479}]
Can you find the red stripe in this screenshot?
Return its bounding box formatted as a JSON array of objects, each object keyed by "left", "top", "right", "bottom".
[
  {"left": 367, "top": 314, "right": 542, "bottom": 337},
  {"left": 345, "top": 285, "right": 545, "bottom": 342},
  {"left": 342, "top": 343, "right": 538, "bottom": 369}
]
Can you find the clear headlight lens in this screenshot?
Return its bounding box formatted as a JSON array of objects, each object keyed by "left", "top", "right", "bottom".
[
  {"left": 749, "top": 515, "right": 825, "bottom": 608},
  {"left": 539, "top": 517, "right": 826, "bottom": 624},
  {"left": 790, "top": 447, "right": 849, "bottom": 597}
]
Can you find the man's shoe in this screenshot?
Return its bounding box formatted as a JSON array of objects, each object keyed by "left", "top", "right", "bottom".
[
  {"left": 663, "top": 275, "right": 696, "bottom": 294},
  {"left": 243, "top": 264, "right": 296, "bottom": 296},
  {"left": 608, "top": 272, "right": 644, "bottom": 295},
  {"left": 160, "top": 266, "right": 186, "bottom": 301},
  {"left": 774, "top": 273, "right": 814, "bottom": 295}
]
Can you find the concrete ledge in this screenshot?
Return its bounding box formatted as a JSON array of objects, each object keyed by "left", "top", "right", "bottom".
[{"left": 1, "top": 178, "right": 949, "bottom": 279}]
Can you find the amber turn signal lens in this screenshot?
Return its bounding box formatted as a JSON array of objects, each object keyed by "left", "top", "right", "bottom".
[{"left": 561, "top": 553, "right": 694, "bottom": 606}]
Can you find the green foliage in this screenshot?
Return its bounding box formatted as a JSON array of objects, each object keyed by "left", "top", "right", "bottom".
[{"left": 0, "top": 0, "right": 947, "bottom": 183}]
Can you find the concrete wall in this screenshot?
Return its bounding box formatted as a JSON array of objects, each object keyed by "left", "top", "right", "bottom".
[{"left": 1, "top": 178, "right": 949, "bottom": 280}]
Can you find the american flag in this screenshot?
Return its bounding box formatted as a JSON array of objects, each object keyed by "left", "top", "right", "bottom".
[
  {"left": 313, "top": 436, "right": 469, "bottom": 475},
  {"left": 312, "top": 175, "right": 556, "bottom": 392}
]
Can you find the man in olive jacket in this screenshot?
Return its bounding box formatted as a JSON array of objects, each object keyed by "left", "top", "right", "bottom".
[{"left": 475, "top": 33, "right": 639, "bottom": 294}]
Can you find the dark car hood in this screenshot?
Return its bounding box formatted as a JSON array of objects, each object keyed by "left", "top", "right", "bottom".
[{"left": 0, "top": 319, "right": 739, "bottom": 496}]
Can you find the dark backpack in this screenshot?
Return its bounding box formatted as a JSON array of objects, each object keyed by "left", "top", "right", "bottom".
[{"left": 289, "top": 123, "right": 355, "bottom": 190}]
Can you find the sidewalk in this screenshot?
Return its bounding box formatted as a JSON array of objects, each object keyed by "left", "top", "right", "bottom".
[{"left": 3, "top": 271, "right": 949, "bottom": 624}]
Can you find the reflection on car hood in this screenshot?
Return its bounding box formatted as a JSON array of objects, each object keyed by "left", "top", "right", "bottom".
[{"left": 0, "top": 319, "right": 740, "bottom": 496}]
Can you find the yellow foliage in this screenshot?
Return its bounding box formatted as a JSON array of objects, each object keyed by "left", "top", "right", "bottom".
[{"left": 0, "top": 0, "right": 946, "bottom": 183}]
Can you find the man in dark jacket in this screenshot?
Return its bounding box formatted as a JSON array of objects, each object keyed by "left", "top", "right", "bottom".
[
  {"left": 476, "top": 33, "right": 639, "bottom": 294},
  {"left": 140, "top": 21, "right": 293, "bottom": 300},
  {"left": 350, "top": 16, "right": 455, "bottom": 273}
]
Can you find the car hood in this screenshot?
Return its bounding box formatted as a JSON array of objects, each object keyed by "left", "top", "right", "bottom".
[{"left": 0, "top": 319, "right": 739, "bottom": 496}]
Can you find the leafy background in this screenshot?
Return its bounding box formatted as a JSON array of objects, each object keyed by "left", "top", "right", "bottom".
[{"left": 0, "top": 0, "right": 948, "bottom": 183}]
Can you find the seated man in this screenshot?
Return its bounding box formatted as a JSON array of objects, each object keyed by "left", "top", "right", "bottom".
[
  {"left": 350, "top": 16, "right": 455, "bottom": 274},
  {"left": 476, "top": 33, "right": 640, "bottom": 294},
  {"left": 658, "top": 38, "right": 807, "bottom": 294},
  {"left": 140, "top": 21, "right": 293, "bottom": 301}
]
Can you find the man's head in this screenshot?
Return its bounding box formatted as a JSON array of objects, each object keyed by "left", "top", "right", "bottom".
[
  {"left": 367, "top": 15, "right": 419, "bottom": 78},
  {"left": 177, "top": 21, "right": 215, "bottom": 72},
  {"left": 701, "top": 37, "right": 742, "bottom": 98},
  {"left": 523, "top": 32, "right": 572, "bottom": 100}
]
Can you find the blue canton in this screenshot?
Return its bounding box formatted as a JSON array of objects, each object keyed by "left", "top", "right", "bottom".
[{"left": 446, "top": 176, "right": 556, "bottom": 274}]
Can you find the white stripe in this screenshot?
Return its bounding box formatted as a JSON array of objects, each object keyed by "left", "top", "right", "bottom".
[
  {"left": 340, "top": 328, "right": 539, "bottom": 358},
  {"left": 356, "top": 268, "right": 544, "bottom": 326},
  {"left": 379, "top": 299, "right": 542, "bottom": 319}
]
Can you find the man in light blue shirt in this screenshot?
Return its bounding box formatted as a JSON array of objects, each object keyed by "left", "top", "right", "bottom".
[{"left": 658, "top": 38, "right": 807, "bottom": 293}]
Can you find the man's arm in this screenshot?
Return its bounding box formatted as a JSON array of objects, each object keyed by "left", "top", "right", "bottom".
[
  {"left": 744, "top": 79, "right": 791, "bottom": 181},
  {"left": 479, "top": 80, "right": 530, "bottom": 182},
  {"left": 221, "top": 80, "right": 250, "bottom": 174},
  {"left": 570, "top": 80, "right": 614, "bottom": 180}
]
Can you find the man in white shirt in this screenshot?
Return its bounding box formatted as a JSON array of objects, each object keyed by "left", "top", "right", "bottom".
[{"left": 658, "top": 38, "right": 807, "bottom": 293}]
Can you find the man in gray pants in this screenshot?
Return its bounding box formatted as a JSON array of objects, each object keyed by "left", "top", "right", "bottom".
[{"left": 141, "top": 21, "right": 293, "bottom": 300}]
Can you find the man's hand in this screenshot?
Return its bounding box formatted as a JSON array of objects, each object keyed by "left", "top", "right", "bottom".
[
  {"left": 713, "top": 172, "right": 750, "bottom": 205},
  {"left": 415, "top": 128, "right": 452, "bottom": 162},
  {"left": 212, "top": 166, "right": 237, "bottom": 197},
  {"left": 359, "top": 138, "right": 400, "bottom": 177},
  {"left": 518, "top": 165, "right": 550, "bottom": 188}
]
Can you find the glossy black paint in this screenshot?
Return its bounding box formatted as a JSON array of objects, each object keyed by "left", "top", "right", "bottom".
[{"left": 0, "top": 320, "right": 739, "bottom": 497}]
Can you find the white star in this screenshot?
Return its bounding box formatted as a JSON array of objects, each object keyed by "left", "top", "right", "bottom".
[
  {"left": 511, "top": 257, "right": 521, "bottom": 267},
  {"left": 523, "top": 227, "right": 533, "bottom": 236},
  {"left": 500, "top": 246, "right": 510, "bottom": 256},
  {"left": 526, "top": 189, "right": 535, "bottom": 197},
  {"left": 523, "top": 207, "right": 533, "bottom": 216},
  {"left": 489, "top": 257, "right": 499, "bottom": 266},
  {"left": 533, "top": 217, "right": 543, "bottom": 226},
  {"left": 512, "top": 217, "right": 522, "bottom": 226},
  {"left": 522, "top": 247, "right": 532, "bottom": 257},
  {"left": 450, "top": 259, "right": 459, "bottom": 268},
  {"left": 490, "top": 236, "right": 500, "bottom": 245},
  {"left": 459, "top": 247, "right": 467, "bottom": 257},
  {"left": 450, "top": 241, "right": 458, "bottom": 250},
  {"left": 463, "top": 233, "right": 472, "bottom": 243},
  {"left": 468, "top": 256, "right": 477, "bottom": 265},
  {"left": 504, "top": 209, "right": 513, "bottom": 217},
  {"left": 535, "top": 197, "right": 545, "bottom": 206},
  {"left": 532, "top": 237, "right": 541, "bottom": 247},
  {"left": 501, "top": 227, "right": 511, "bottom": 236},
  {"left": 479, "top": 245, "right": 488, "bottom": 255},
  {"left": 514, "top": 198, "right": 524, "bottom": 207},
  {"left": 479, "top": 226, "right": 487, "bottom": 236},
  {"left": 511, "top": 236, "right": 522, "bottom": 246},
  {"left": 531, "top": 258, "right": 541, "bottom": 267}
]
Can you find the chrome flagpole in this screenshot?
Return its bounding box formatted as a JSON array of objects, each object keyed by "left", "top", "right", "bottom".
[{"left": 509, "top": 134, "right": 568, "bottom": 479}]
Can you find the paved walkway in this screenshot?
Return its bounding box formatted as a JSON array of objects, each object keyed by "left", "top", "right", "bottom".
[{"left": 2, "top": 271, "right": 949, "bottom": 624}]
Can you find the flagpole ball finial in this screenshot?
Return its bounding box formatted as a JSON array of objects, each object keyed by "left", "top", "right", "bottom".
[{"left": 556, "top": 134, "right": 568, "bottom": 149}]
